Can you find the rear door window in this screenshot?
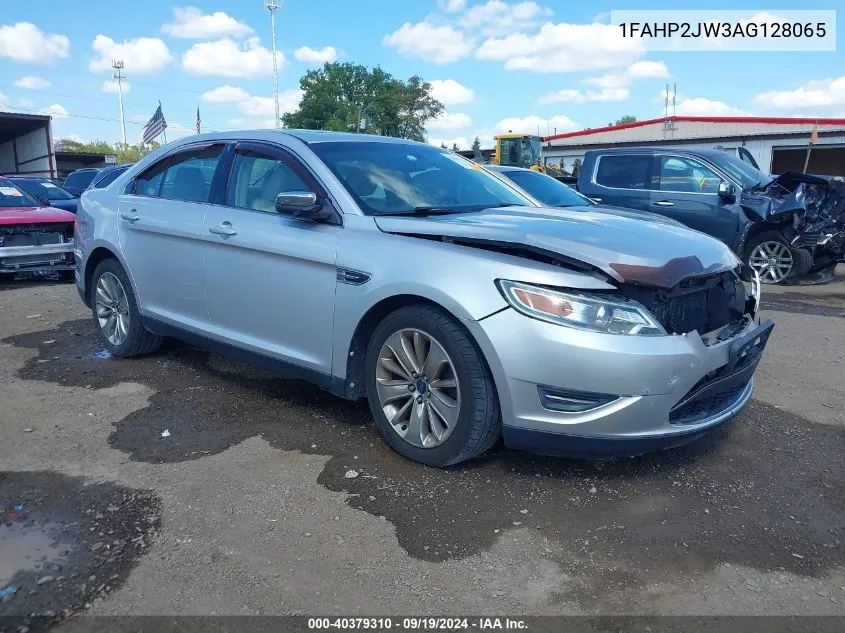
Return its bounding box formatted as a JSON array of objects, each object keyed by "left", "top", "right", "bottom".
[
  {"left": 132, "top": 145, "right": 224, "bottom": 201},
  {"left": 594, "top": 155, "right": 652, "bottom": 190},
  {"left": 160, "top": 146, "right": 224, "bottom": 203}
]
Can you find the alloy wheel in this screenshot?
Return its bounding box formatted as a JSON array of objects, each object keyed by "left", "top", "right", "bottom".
[
  {"left": 375, "top": 328, "right": 461, "bottom": 449},
  {"left": 748, "top": 241, "right": 794, "bottom": 284},
  {"left": 95, "top": 272, "right": 130, "bottom": 346}
]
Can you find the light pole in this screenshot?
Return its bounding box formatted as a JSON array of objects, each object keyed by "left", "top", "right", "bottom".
[
  {"left": 265, "top": 0, "right": 281, "bottom": 129},
  {"left": 112, "top": 59, "right": 127, "bottom": 145}
]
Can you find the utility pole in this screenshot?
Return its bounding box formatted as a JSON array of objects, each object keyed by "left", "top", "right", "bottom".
[
  {"left": 112, "top": 59, "right": 127, "bottom": 146},
  {"left": 265, "top": 0, "right": 281, "bottom": 129}
]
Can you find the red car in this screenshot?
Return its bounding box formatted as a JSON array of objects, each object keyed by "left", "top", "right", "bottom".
[{"left": 0, "top": 177, "right": 76, "bottom": 280}]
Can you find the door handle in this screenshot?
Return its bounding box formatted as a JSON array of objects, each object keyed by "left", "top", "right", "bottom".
[
  {"left": 589, "top": 197, "right": 602, "bottom": 203},
  {"left": 120, "top": 210, "right": 140, "bottom": 223},
  {"left": 209, "top": 222, "right": 237, "bottom": 236},
  {"left": 653, "top": 200, "right": 674, "bottom": 207}
]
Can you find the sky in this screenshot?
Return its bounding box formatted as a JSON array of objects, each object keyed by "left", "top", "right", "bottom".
[{"left": 1, "top": 0, "right": 843, "bottom": 150}]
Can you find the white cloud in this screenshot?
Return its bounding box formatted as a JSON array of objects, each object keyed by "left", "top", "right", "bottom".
[
  {"left": 90, "top": 35, "right": 172, "bottom": 74},
  {"left": 238, "top": 90, "right": 303, "bottom": 118},
  {"left": 201, "top": 85, "right": 250, "bottom": 103},
  {"left": 428, "top": 112, "right": 472, "bottom": 132},
  {"left": 539, "top": 87, "right": 629, "bottom": 104},
  {"left": 428, "top": 136, "right": 471, "bottom": 150},
  {"left": 495, "top": 114, "right": 579, "bottom": 135},
  {"left": 14, "top": 75, "right": 51, "bottom": 89},
  {"left": 476, "top": 22, "right": 643, "bottom": 73},
  {"left": 182, "top": 37, "right": 287, "bottom": 78},
  {"left": 294, "top": 46, "right": 338, "bottom": 64},
  {"left": 437, "top": 0, "right": 466, "bottom": 12},
  {"left": 40, "top": 103, "right": 69, "bottom": 118},
  {"left": 571, "top": 60, "right": 668, "bottom": 96},
  {"left": 101, "top": 79, "right": 132, "bottom": 94},
  {"left": 675, "top": 97, "right": 751, "bottom": 117},
  {"left": 627, "top": 60, "right": 670, "bottom": 78},
  {"left": 202, "top": 85, "right": 301, "bottom": 124},
  {"left": 0, "top": 22, "right": 70, "bottom": 64},
  {"left": 162, "top": 6, "right": 253, "bottom": 39},
  {"left": 461, "top": 1, "right": 553, "bottom": 37},
  {"left": 383, "top": 22, "right": 473, "bottom": 64},
  {"left": 753, "top": 76, "right": 845, "bottom": 110},
  {"left": 428, "top": 79, "right": 475, "bottom": 105}
]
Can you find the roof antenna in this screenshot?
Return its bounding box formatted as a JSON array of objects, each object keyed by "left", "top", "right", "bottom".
[
  {"left": 664, "top": 83, "right": 669, "bottom": 119},
  {"left": 672, "top": 82, "right": 677, "bottom": 118}
]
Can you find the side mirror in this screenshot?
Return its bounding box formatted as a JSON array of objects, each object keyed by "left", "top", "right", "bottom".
[
  {"left": 718, "top": 181, "right": 737, "bottom": 203},
  {"left": 275, "top": 191, "right": 330, "bottom": 221}
]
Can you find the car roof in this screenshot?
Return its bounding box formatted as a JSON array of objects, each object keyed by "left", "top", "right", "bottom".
[{"left": 587, "top": 147, "right": 729, "bottom": 158}]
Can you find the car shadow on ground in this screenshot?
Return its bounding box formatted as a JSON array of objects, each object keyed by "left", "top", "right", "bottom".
[{"left": 4, "top": 319, "right": 843, "bottom": 598}]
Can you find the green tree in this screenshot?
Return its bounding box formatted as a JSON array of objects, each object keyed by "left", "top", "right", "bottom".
[
  {"left": 471, "top": 136, "right": 481, "bottom": 153},
  {"left": 451, "top": 142, "right": 459, "bottom": 151},
  {"left": 282, "top": 62, "right": 444, "bottom": 142},
  {"left": 612, "top": 115, "right": 637, "bottom": 126},
  {"left": 571, "top": 157, "right": 582, "bottom": 177},
  {"left": 54, "top": 138, "right": 159, "bottom": 164},
  {"left": 440, "top": 142, "right": 448, "bottom": 149}
]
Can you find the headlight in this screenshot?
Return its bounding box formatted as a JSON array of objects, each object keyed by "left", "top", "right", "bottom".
[{"left": 497, "top": 280, "right": 666, "bottom": 336}]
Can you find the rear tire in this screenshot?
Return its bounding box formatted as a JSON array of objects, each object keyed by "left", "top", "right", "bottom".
[
  {"left": 90, "top": 258, "right": 162, "bottom": 357},
  {"left": 364, "top": 304, "right": 501, "bottom": 467}
]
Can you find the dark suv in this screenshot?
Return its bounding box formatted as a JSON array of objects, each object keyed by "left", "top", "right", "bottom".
[{"left": 573, "top": 148, "right": 844, "bottom": 283}]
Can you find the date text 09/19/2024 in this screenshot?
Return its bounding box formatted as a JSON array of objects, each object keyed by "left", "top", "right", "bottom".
[{"left": 307, "top": 617, "right": 528, "bottom": 630}]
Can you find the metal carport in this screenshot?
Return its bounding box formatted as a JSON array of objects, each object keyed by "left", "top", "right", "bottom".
[{"left": 0, "top": 111, "right": 55, "bottom": 178}]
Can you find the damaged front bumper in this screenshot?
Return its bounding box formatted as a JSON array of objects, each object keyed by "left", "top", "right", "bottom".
[
  {"left": 0, "top": 241, "right": 75, "bottom": 274},
  {"left": 465, "top": 306, "right": 773, "bottom": 458}
]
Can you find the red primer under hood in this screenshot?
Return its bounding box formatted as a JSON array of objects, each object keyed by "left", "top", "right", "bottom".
[{"left": 0, "top": 205, "right": 77, "bottom": 225}]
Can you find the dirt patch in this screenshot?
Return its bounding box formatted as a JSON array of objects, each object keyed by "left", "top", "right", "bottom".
[
  {"left": 0, "top": 471, "right": 161, "bottom": 629},
  {"left": 3, "top": 320, "right": 844, "bottom": 596}
]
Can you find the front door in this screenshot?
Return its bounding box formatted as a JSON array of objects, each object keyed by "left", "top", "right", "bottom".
[
  {"left": 650, "top": 155, "right": 740, "bottom": 249},
  {"left": 203, "top": 141, "right": 340, "bottom": 374},
  {"left": 118, "top": 143, "right": 226, "bottom": 330}
]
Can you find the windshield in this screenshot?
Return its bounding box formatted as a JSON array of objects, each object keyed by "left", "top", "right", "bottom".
[
  {"left": 0, "top": 180, "right": 42, "bottom": 207},
  {"left": 12, "top": 178, "right": 76, "bottom": 200},
  {"left": 310, "top": 141, "right": 532, "bottom": 215},
  {"left": 503, "top": 169, "right": 592, "bottom": 208},
  {"left": 710, "top": 152, "right": 769, "bottom": 189}
]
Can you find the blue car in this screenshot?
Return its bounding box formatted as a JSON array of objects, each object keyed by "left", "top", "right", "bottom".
[
  {"left": 8, "top": 176, "right": 79, "bottom": 213},
  {"left": 63, "top": 164, "right": 134, "bottom": 197}
]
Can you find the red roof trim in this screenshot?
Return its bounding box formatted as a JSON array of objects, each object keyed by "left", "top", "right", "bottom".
[{"left": 544, "top": 116, "right": 845, "bottom": 142}]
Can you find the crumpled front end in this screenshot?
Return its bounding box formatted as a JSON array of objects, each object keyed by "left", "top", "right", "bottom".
[
  {"left": 741, "top": 173, "right": 845, "bottom": 277},
  {"left": 0, "top": 222, "right": 75, "bottom": 276}
]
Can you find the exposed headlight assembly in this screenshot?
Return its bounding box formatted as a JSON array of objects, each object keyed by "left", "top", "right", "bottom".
[{"left": 497, "top": 280, "right": 666, "bottom": 336}]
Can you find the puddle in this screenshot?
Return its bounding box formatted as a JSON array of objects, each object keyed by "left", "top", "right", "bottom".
[
  {"left": 4, "top": 320, "right": 845, "bottom": 598},
  {"left": 0, "top": 523, "right": 71, "bottom": 584},
  {"left": 0, "top": 471, "right": 161, "bottom": 622}
]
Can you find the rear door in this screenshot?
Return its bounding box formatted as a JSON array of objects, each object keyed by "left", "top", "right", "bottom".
[
  {"left": 650, "top": 154, "right": 740, "bottom": 247},
  {"left": 203, "top": 140, "right": 340, "bottom": 373},
  {"left": 118, "top": 142, "right": 226, "bottom": 331},
  {"left": 588, "top": 153, "right": 654, "bottom": 212}
]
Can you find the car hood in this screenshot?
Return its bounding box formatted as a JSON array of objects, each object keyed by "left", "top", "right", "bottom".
[
  {"left": 375, "top": 206, "right": 740, "bottom": 289},
  {"left": 0, "top": 205, "right": 77, "bottom": 225},
  {"left": 46, "top": 198, "right": 79, "bottom": 213}
]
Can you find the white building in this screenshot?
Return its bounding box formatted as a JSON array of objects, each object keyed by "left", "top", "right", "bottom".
[{"left": 543, "top": 116, "right": 845, "bottom": 176}]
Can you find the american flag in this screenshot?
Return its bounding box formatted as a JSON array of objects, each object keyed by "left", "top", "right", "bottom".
[
  {"left": 196, "top": 106, "right": 201, "bottom": 134},
  {"left": 142, "top": 104, "right": 167, "bottom": 144}
]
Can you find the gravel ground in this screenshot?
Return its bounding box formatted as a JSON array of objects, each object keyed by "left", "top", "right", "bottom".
[{"left": 0, "top": 269, "right": 843, "bottom": 627}]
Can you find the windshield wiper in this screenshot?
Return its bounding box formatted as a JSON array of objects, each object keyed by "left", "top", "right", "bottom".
[{"left": 378, "top": 206, "right": 472, "bottom": 217}]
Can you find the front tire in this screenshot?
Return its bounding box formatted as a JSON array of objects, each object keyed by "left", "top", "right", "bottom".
[
  {"left": 90, "top": 258, "right": 162, "bottom": 357},
  {"left": 745, "top": 230, "right": 794, "bottom": 284},
  {"left": 364, "top": 304, "right": 501, "bottom": 467}
]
